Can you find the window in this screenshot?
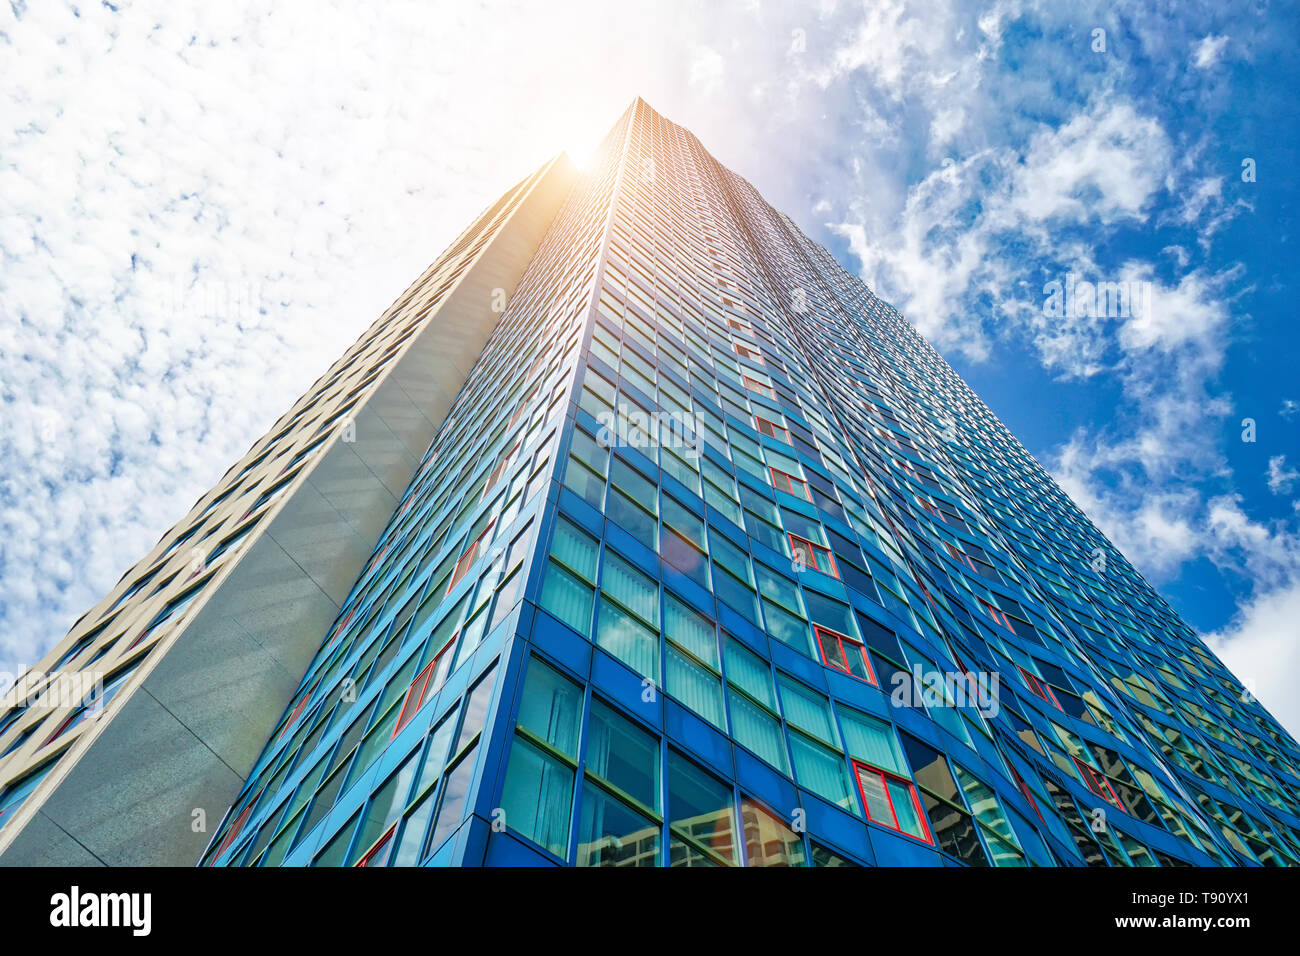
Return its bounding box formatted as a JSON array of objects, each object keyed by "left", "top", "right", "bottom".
[
  {"left": 769, "top": 467, "right": 811, "bottom": 501},
  {"left": 500, "top": 660, "right": 582, "bottom": 859},
  {"left": 586, "top": 700, "right": 660, "bottom": 809},
  {"left": 350, "top": 753, "right": 419, "bottom": 867},
  {"left": 813, "top": 625, "right": 874, "bottom": 683},
  {"left": 1018, "top": 666, "right": 1062, "bottom": 709},
  {"left": 516, "top": 658, "right": 582, "bottom": 756},
  {"left": 811, "top": 843, "right": 860, "bottom": 867},
  {"left": 576, "top": 782, "right": 659, "bottom": 867},
  {"left": 500, "top": 738, "right": 572, "bottom": 857},
  {"left": 0, "top": 759, "right": 56, "bottom": 830},
  {"left": 608, "top": 457, "right": 658, "bottom": 550},
  {"left": 953, "top": 765, "right": 1026, "bottom": 866},
  {"left": 667, "top": 751, "right": 737, "bottom": 866},
  {"left": 43, "top": 661, "right": 141, "bottom": 746},
  {"left": 211, "top": 802, "right": 256, "bottom": 862},
  {"left": 789, "top": 732, "right": 855, "bottom": 808},
  {"left": 126, "top": 581, "right": 206, "bottom": 650},
  {"left": 539, "top": 517, "right": 599, "bottom": 633},
  {"left": 734, "top": 342, "right": 763, "bottom": 363},
  {"left": 754, "top": 416, "right": 790, "bottom": 443},
  {"left": 852, "top": 761, "right": 931, "bottom": 843},
  {"left": 540, "top": 562, "right": 593, "bottom": 636},
  {"left": 354, "top": 826, "right": 396, "bottom": 867},
  {"left": 900, "top": 733, "right": 988, "bottom": 865},
  {"left": 788, "top": 533, "right": 838, "bottom": 578},
  {"left": 1010, "top": 766, "right": 1046, "bottom": 823},
  {"left": 446, "top": 521, "right": 495, "bottom": 595},
  {"left": 979, "top": 598, "right": 1015, "bottom": 632},
  {"left": 481, "top": 440, "right": 521, "bottom": 498},
  {"left": 743, "top": 375, "right": 775, "bottom": 399},
  {"left": 391, "top": 651, "right": 449, "bottom": 738},
  {"left": 1073, "top": 756, "right": 1124, "bottom": 811},
  {"left": 741, "top": 798, "right": 805, "bottom": 866},
  {"left": 597, "top": 552, "right": 660, "bottom": 679}
]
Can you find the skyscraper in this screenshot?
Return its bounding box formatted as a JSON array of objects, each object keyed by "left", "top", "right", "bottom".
[{"left": 3, "top": 100, "right": 1297, "bottom": 867}]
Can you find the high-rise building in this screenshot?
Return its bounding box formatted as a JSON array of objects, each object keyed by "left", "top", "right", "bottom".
[{"left": 3, "top": 100, "right": 1298, "bottom": 868}]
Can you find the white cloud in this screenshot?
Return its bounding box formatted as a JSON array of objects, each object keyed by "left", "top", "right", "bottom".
[
  {"left": 1116, "top": 263, "right": 1232, "bottom": 356},
  {"left": 1177, "top": 176, "right": 1223, "bottom": 223},
  {"left": 1267, "top": 456, "right": 1299, "bottom": 496},
  {"left": 1054, "top": 437, "right": 1204, "bottom": 577},
  {"left": 689, "top": 46, "right": 726, "bottom": 94},
  {"left": 1007, "top": 101, "right": 1170, "bottom": 226},
  {"left": 1192, "top": 33, "right": 1230, "bottom": 70},
  {"left": 825, "top": 0, "right": 939, "bottom": 97},
  {"left": 1206, "top": 580, "right": 1300, "bottom": 738},
  {"left": 1203, "top": 498, "right": 1300, "bottom": 734},
  {"left": 831, "top": 95, "right": 1179, "bottom": 375}
]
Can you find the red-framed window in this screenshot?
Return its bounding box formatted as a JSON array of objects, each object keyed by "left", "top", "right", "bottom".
[
  {"left": 814, "top": 624, "right": 874, "bottom": 683},
  {"left": 481, "top": 440, "right": 521, "bottom": 499},
  {"left": 395, "top": 491, "right": 418, "bottom": 522},
  {"left": 769, "top": 467, "right": 811, "bottom": 501},
  {"left": 943, "top": 541, "right": 977, "bottom": 574},
  {"left": 874, "top": 426, "right": 904, "bottom": 450},
  {"left": 392, "top": 641, "right": 457, "bottom": 740},
  {"left": 754, "top": 415, "right": 790, "bottom": 443},
  {"left": 355, "top": 824, "right": 397, "bottom": 867},
  {"left": 324, "top": 604, "right": 360, "bottom": 652},
  {"left": 508, "top": 385, "right": 538, "bottom": 430},
  {"left": 742, "top": 375, "right": 775, "bottom": 399},
  {"left": 789, "top": 533, "right": 839, "bottom": 579},
  {"left": 277, "top": 678, "right": 321, "bottom": 740},
  {"left": 446, "top": 521, "right": 495, "bottom": 596},
  {"left": 734, "top": 342, "right": 764, "bottom": 363},
  {"left": 393, "top": 658, "right": 438, "bottom": 738},
  {"left": 43, "top": 707, "right": 85, "bottom": 747},
  {"left": 1073, "top": 757, "right": 1124, "bottom": 811},
  {"left": 1017, "top": 665, "right": 1062, "bottom": 709},
  {"left": 211, "top": 797, "right": 258, "bottom": 862},
  {"left": 363, "top": 543, "right": 392, "bottom": 577},
  {"left": 979, "top": 598, "right": 1015, "bottom": 632},
  {"left": 852, "top": 761, "right": 932, "bottom": 843},
  {"left": 916, "top": 496, "right": 942, "bottom": 521},
  {"left": 728, "top": 318, "right": 751, "bottom": 333}
]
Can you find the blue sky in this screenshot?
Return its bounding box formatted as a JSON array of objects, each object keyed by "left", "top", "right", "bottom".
[{"left": 1, "top": 1, "right": 1297, "bottom": 731}]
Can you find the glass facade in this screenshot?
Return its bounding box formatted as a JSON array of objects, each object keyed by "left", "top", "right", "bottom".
[{"left": 194, "top": 99, "right": 1300, "bottom": 867}]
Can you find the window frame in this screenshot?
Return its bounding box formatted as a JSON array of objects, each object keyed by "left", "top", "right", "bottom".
[
  {"left": 769, "top": 467, "right": 811, "bottom": 501},
  {"left": 851, "top": 759, "right": 933, "bottom": 844},
  {"left": 1017, "top": 665, "right": 1062, "bottom": 709},
  {"left": 1072, "top": 756, "right": 1125, "bottom": 812},
  {"left": 788, "top": 533, "right": 839, "bottom": 579},
  {"left": 446, "top": 520, "right": 495, "bottom": 596},
  {"left": 742, "top": 375, "right": 776, "bottom": 399},
  {"left": 813, "top": 624, "right": 875, "bottom": 684},
  {"left": 755, "top": 415, "right": 791, "bottom": 444}
]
